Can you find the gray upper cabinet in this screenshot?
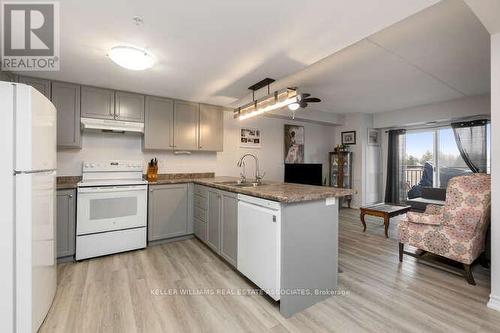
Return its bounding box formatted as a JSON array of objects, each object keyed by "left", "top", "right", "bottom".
[
  {"left": 15, "top": 76, "right": 225, "bottom": 153},
  {"left": 144, "top": 96, "right": 174, "bottom": 150},
  {"left": 57, "top": 189, "right": 76, "bottom": 258},
  {"left": 0, "top": 71, "right": 16, "bottom": 82},
  {"left": 81, "top": 86, "right": 115, "bottom": 120},
  {"left": 18, "top": 76, "right": 51, "bottom": 99},
  {"left": 220, "top": 191, "right": 238, "bottom": 267},
  {"left": 207, "top": 190, "right": 221, "bottom": 252},
  {"left": 199, "top": 104, "right": 224, "bottom": 152},
  {"left": 115, "top": 91, "right": 145, "bottom": 122},
  {"left": 148, "top": 184, "right": 189, "bottom": 241},
  {"left": 51, "top": 81, "right": 81, "bottom": 149},
  {"left": 174, "top": 100, "right": 199, "bottom": 150}
]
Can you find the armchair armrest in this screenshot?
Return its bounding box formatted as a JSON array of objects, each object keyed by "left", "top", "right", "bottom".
[
  {"left": 424, "top": 204, "right": 444, "bottom": 215},
  {"left": 407, "top": 211, "right": 443, "bottom": 226}
]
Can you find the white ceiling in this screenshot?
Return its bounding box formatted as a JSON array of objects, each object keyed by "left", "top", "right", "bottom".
[
  {"left": 21, "top": 0, "right": 440, "bottom": 106},
  {"left": 465, "top": 0, "right": 500, "bottom": 34},
  {"left": 234, "top": 0, "right": 491, "bottom": 114}
]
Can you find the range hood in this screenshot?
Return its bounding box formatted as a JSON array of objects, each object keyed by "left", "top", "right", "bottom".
[{"left": 81, "top": 117, "right": 144, "bottom": 134}]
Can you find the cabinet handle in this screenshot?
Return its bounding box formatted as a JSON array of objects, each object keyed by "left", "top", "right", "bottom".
[{"left": 69, "top": 194, "right": 73, "bottom": 198}]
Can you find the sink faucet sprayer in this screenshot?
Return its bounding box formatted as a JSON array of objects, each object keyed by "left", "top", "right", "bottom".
[{"left": 237, "top": 153, "right": 265, "bottom": 184}]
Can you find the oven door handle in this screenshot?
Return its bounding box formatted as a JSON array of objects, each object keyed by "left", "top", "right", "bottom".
[{"left": 78, "top": 186, "right": 147, "bottom": 194}]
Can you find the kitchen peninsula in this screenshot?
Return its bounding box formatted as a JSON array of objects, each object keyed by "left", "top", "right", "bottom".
[{"left": 147, "top": 174, "right": 354, "bottom": 317}]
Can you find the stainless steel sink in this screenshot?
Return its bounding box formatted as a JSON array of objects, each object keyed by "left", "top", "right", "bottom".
[{"left": 215, "top": 181, "right": 265, "bottom": 187}]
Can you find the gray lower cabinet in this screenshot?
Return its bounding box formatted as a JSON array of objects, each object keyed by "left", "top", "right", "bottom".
[
  {"left": 51, "top": 81, "right": 81, "bottom": 148},
  {"left": 193, "top": 185, "right": 208, "bottom": 241},
  {"left": 57, "top": 189, "right": 76, "bottom": 258},
  {"left": 148, "top": 184, "right": 190, "bottom": 241},
  {"left": 207, "top": 189, "right": 221, "bottom": 252},
  {"left": 197, "top": 186, "right": 237, "bottom": 268},
  {"left": 115, "top": 91, "right": 145, "bottom": 122},
  {"left": 194, "top": 217, "right": 207, "bottom": 242},
  {"left": 143, "top": 96, "right": 174, "bottom": 150},
  {"left": 18, "top": 75, "right": 51, "bottom": 99},
  {"left": 199, "top": 104, "right": 224, "bottom": 152},
  {"left": 174, "top": 100, "right": 199, "bottom": 150},
  {"left": 81, "top": 86, "right": 115, "bottom": 120},
  {"left": 220, "top": 191, "right": 238, "bottom": 267}
]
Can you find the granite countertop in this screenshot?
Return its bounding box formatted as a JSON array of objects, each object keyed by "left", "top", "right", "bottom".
[
  {"left": 58, "top": 173, "right": 355, "bottom": 203},
  {"left": 57, "top": 176, "right": 81, "bottom": 190},
  {"left": 147, "top": 172, "right": 215, "bottom": 185},
  {"left": 193, "top": 177, "right": 355, "bottom": 203}
]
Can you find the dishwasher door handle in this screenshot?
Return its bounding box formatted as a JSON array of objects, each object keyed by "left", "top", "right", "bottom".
[{"left": 238, "top": 200, "right": 279, "bottom": 214}]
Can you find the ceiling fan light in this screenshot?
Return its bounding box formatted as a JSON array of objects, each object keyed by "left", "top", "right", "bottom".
[
  {"left": 288, "top": 102, "right": 300, "bottom": 111},
  {"left": 108, "top": 46, "right": 155, "bottom": 70}
]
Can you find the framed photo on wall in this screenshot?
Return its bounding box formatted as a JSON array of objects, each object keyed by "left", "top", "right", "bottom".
[
  {"left": 367, "top": 128, "right": 381, "bottom": 146},
  {"left": 284, "top": 124, "right": 305, "bottom": 163},
  {"left": 240, "top": 127, "right": 261, "bottom": 148},
  {"left": 341, "top": 131, "right": 356, "bottom": 145}
]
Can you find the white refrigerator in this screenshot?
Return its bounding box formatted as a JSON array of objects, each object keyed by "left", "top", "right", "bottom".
[{"left": 0, "top": 82, "right": 57, "bottom": 333}]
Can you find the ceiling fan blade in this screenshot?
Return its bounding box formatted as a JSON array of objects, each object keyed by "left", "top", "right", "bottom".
[
  {"left": 298, "top": 93, "right": 311, "bottom": 101},
  {"left": 303, "top": 97, "right": 321, "bottom": 103},
  {"left": 299, "top": 101, "right": 308, "bottom": 108}
]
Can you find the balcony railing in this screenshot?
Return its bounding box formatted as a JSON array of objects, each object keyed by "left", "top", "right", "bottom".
[{"left": 405, "top": 166, "right": 424, "bottom": 189}]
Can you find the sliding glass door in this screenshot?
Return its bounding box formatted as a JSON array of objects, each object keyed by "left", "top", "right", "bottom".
[{"left": 404, "top": 125, "right": 490, "bottom": 193}]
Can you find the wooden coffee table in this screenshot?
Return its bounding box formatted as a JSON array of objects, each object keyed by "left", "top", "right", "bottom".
[{"left": 360, "top": 204, "right": 411, "bottom": 238}]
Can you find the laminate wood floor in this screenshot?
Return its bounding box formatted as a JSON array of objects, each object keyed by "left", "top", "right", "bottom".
[{"left": 40, "top": 209, "right": 500, "bottom": 333}]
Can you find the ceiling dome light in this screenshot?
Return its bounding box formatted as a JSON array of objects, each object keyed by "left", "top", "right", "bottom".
[
  {"left": 108, "top": 46, "right": 154, "bottom": 70},
  {"left": 288, "top": 102, "right": 300, "bottom": 111}
]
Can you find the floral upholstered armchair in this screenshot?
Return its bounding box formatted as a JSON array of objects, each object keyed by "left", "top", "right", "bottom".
[{"left": 398, "top": 173, "right": 491, "bottom": 285}]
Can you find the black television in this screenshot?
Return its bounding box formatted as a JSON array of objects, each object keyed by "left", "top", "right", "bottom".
[{"left": 284, "top": 163, "right": 323, "bottom": 186}]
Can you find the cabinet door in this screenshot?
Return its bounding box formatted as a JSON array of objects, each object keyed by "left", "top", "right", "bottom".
[
  {"left": 173, "top": 100, "right": 199, "bottom": 150},
  {"left": 18, "top": 76, "right": 51, "bottom": 99},
  {"left": 81, "top": 86, "right": 115, "bottom": 120},
  {"left": 148, "top": 184, "right": 189, "bottom": 241},
  {"left": 207, "top": 190, "right": 221, "bottom": 252},
  {"left": 221, "top": 191, "right": 237, "bottom": 267},
  {"left": 57, "top": 189, "right": 76, "bottom": 258},
  {"left": 115, "top": 91, "right": 145, "bottom": 122},
  {"left": 199, "top": 104, "right": 224, "bottom": 152},
  {"left": 144, "top": 96, "right": 174, "bottom": 150},
  {"left": 194, "top": 218, "right": 207, "bottom": 242},
  {"left": 51, "top": 81, "right": 81, "bottom": 148}
]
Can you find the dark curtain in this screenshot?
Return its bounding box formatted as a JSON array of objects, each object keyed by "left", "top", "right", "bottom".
[
  {"left": 385, "top": 129, "right": 406, "bottom": 204},
  {"left": 451, "top": 119, "right": 489, "bottom": 173}
]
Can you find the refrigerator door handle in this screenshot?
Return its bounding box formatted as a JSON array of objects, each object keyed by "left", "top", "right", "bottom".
[{"left": 14, "top": 169, "right": 56, "bottom": 175}]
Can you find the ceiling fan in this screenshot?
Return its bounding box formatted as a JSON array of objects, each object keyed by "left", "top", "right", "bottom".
[
  {"left": 288, "top": 93, "right": 321, "bottom": 111},
  {"left": 287, "top": 93, "right": 321, "bottom": 119}
]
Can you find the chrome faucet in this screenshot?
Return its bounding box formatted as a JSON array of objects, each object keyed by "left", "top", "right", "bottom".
[
  {"left": 237, "top": 153, "right": 265, "bottom": 184},
  {"left": 238, "top": 161, "right": 247, "bottom": 184}
]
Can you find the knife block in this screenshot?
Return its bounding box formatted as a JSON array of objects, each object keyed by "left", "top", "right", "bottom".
[{"left": 147, "top": 164, "right": 158, "bottom": 182}]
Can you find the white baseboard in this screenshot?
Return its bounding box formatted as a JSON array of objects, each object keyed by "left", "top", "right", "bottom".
[{"left": 487, "top": 294, "right": 500, "bottom": 311}]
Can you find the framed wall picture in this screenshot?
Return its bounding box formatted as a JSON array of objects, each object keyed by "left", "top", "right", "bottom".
[
  {"left": 341, "top": 131, "right": 356, "bottom": 145},
  {"left": 240, "top": 127, "right": 261, "bottom": 148},
  {"left": 284, "top": 124, "right": 305, "bottom": 163},
  {"left": 368, "top": 128, "right": 381, "bottom": 146}
]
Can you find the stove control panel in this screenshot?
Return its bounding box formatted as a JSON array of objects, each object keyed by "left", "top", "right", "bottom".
[{"left": 82, "top": 160, "right": 144, "bottom": 173}]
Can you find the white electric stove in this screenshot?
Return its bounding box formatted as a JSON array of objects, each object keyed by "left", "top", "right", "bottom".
[{"left": 76, "top": 161, "right": 148, "bottom": 260}]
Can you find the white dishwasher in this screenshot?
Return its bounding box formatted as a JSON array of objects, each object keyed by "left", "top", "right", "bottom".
[{"left": 237, "top": 194, "right": 281, "bottom": 301}]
